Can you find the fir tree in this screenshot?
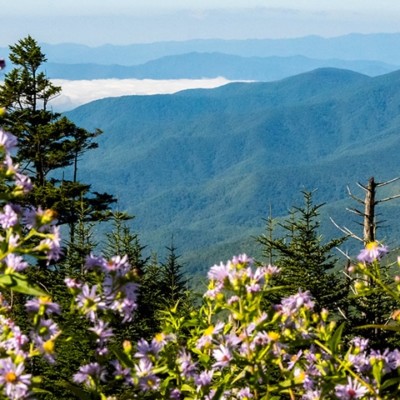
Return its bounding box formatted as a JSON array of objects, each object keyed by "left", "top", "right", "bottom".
[
  {"left": 258, "top": 191, "right": 347, "bottom": 313},
  {"left": 103, "top": 211, "right": 147, "bottom": 276},
  {"left": 160, "top": 240, "right": 189, "bottom": 308},
  {"left": 0, "top": 36, "right": 115, "bottom": 237}
]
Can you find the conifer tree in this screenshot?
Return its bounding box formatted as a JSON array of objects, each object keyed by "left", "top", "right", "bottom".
[
  {"left": 160, "top": 240, "right": 189, "bottom": 308},
  {"left": 0, "top": 36, "right": 115, "bottom": 237},
  {"left": 103, "top": 211, "right": 147, "bottom": 276},
  {"left": 258, "top": 191, "right": 347, "bottom": 312}
]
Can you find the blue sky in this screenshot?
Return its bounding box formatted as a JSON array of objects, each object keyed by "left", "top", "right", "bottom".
[{"left": 2, "top": 0, "right": 400, "bottom": 46}]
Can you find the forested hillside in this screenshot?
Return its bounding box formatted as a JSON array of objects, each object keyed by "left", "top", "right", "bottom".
[{"left": 66, "top": 67, "right": 400, "bottom": 273}]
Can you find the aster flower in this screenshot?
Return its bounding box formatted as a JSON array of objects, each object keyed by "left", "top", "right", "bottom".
[
  {"left": 212, "top": 344, "right": 233, "bottom": 368},
  {"left": 37, "top": 318, "right": 59, "bottom": 340},
  {"left": 14, "top": 173, "right": 33, "bottom": 194},
  {"left": 102, "top": 254, "right": 130, "bottom": 275},
  {"left": 238, "top": 387, "right": 254, "bottom": 399},
  {"left": 194, "top": 370, "right": 213, "bottom": 389},
  {"left": 64, "top": 277, "right": 82, "bottom": 290},
  {"left": 231, "top": 254, "right": 253, "bottom": 265},
  {"left": 138, "top": 374, "right": 160, "bottom": 391},
  {"left": 134, "top": 358, "right": 154, "bottom": 378},
  {"left": 89, "top": 319, "right": 113, "bottom": 355},
  {"left": 335, "top": 377, "right": 369, "bottom": 399},
  {"left": 0, "top": 204, "right": 18, "bottom": 229},
  {"left": 32, "top": 335, "right": 57, "bottom": 364},
  {"left": 0, "top": 358, "right": 31, "bottom": 400},
  {"left": 169, "top": 388, "right": 182, "bottom": 399},
  {"left": 111, "top": 360, "right": 133, "bottom": 385},
  {"left": 135, "top": 338, "right": 163, "bottom": 360},
  {"left": 73, "top": 362, "right": 106, "bottom": 388},
  {"left": 0, "top": 129, "right": 18, "bottom": 151},
  {"left": 3, "top": 254, "right": 28, "bottom": 273},
  {"left": 177, "top": 349, "right": 197, "bottom": 378},
  {"left": 85, "top": 253, "right": 106, "bottom": 270},
  {"left": 75, "top": 284, "right": 105, "bottom": 322},
  {"left": 25, "top": 296, "right": 60, "bottom": 315},
  {"left": 110, "top": 296, "right": 137, "bottom": 322},
  {"left": 208, "top": 261, "right": 230, "bottom": 282},
  {"left": 357, "top": 241, "right": 388, "bottom": 263},
  {"left": 280, "top": 290, "right": 315, "bottom": 316},
  {"left": 1, "top": 325, "right": 29, "bottom": 353}
]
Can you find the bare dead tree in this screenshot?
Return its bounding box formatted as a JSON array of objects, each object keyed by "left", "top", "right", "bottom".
[{"left": 334, "top": 176, "right": 400, "bottom": 244}]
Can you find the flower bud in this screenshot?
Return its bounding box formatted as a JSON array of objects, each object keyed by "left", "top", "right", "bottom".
[{"left": 123, "top": 340, "right": 132, "bottom": 354}]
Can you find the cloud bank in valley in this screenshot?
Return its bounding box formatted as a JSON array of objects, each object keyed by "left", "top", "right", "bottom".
[{"left": 50, "top": 78, "right": 237, "bottom": 111}]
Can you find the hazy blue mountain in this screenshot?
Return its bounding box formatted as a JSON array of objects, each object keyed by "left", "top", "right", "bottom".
[
  {"left": 37, "top": 33, "right": 400, "bottom": 65},
  {"left": 3, "top": 33, "right": 400, "bottom": 67},
  {"left": 63, "top": 67, "right": 400, "bottom": 273},
  {"left": 43, "top": 53, "right": 397, "bottom": 80}
]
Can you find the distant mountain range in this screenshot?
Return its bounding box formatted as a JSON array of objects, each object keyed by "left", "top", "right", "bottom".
[
  {"left": 65, "top": 67, "right": 400, "bottom": 274},
  {"left": 31, "top": 33, "right": 400, "bottom": 65},
  {"left": 2, "top": 33, "right": 400, "bottom": 82},
  {"left": 44, "top": 53, "right": 396, "bottom": 80}
]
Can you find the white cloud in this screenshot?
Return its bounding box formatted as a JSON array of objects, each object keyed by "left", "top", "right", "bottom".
[{"left": 50, "top": 78, "right": 242, "bottom": 111}]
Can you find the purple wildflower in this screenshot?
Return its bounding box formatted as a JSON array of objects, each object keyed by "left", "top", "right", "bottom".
[
  {"left": 102, "top": 255, "right": 130, "bottom": 275},
  {"left": 14, "top": 173, "right": 33, "bottom": 193},
  {"left": 212, "top": 344, "right": 233, "bottom": 368},
  {"left": 208, "top": 262, "right": 230, "bottom": 282},
  {"left": 138, "top": 374, "right": 160, "bottom": 391},
  {"left": 3, "top": 254, "right": 28, "bottom": 272},
  {"left": 280, "top": 290, "right": 315, "bottom": 315},
  {"left": 335, "top": 377, "right": 369, "bottom": 399},
  {"left": 25, "top": 296, "right": 60, "bottom": 315},
  {"left": 238, "top": 387, "right": 254, "bottom": 399},
  {"left": 170, "top": 388, "right": 182, "bottom": 399},
  {"left": 134, "top": 358, "right": 154, "bottom": 377},
  {"left": 357, "top": 241, "right": 388, "bottom": 263},
  {"left": 64, "top": 277, "right": 82, "bottom": 290},
  {"left": 135, "top": 338, "right": 162, "bottom": 360},
  {"left": 194, "top": 370, "right": 213, "bottom": 388},
  {"left": 0, "top": 358, "right": 31, "bottom": 400},
  {"left": 350, "top": 337, "right": 369, "bottom": 352},
  {"left": 177, "top": 349, "right": 197, "bottom": 378},
  {"left": 231, "top": 254, "right": 253, "bottom": 265},
  {"left": 73, "top": 362, "right": 106, "bottom": 388},
  {"left": 75, "top": 284, "right": 105, "bottom": 322},
  {"left": 0, "top": 204, "right": 18, "bottom": 229},
  {"left": 85, "top": 253, "right": 106, "bottom": 270},
  {"left": 0, "top": 129, "right": 17, "bottom": 151},
  {"left": 111, "top": 360, "right": 133, "bottom": 385},
  {"left": 1, "top": 325, "right": 28, "bottom": 352}
]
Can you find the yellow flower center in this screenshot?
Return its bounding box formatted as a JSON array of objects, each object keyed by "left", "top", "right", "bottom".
[
  {"left": 267, "top": 331, "right": 280, "bottom": 341},
  {"left": 366, "top": 241, "right": 378, "bottom": 251},
  {"left": 39, "top": 296, "right": 52, "bottom": 305},
  {"left": 5, "top": 372, "right": 17, "bottom": 383},
  {"left": 43, "top": 339, "right": 55, "bottom": 354},
  {"left": 204, "top": 325, "right": 215, "bottom": 336},
  {"left": 154, "top": 333, "right": 165, "bottom": 342}
]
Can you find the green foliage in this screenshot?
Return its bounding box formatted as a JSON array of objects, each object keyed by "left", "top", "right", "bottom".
[
  {"left": 0, "top": 36, "right": 115, "bottom": 230},
  {"left": 257, "top": 191, "right": 348, "bottom": 312},
  {"left": 65, "top": 67, "right": 400, "bottom": 275},
  {"left": 160, "top": 241, "right": 189, "bottom": 308}
]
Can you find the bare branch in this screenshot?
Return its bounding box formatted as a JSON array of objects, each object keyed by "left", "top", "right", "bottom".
[
  {"left": 356, "top": 181, "right": 368, "bottom": 191},
  {"left": 376, "top": 176, "right": 400, "bottom": 187},
  {"left": 329, "top": 217, "right": 364, "bottom": 241},
  {"left": 335, "top": 246, "right": 351, "bottom": 261},
  {"left": 346, "top": 185, "right": 364, "bottom": 204},
  {"left": 346, "top": 207, "right": 364, "bottom": 217},
  {"left": 376, "top": 193, "right": 400, "bottom": 204}
]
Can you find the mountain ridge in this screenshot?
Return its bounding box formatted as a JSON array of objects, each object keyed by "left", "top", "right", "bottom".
[{"left": 63, "top": 67, "right": 400, "bottom": 272}]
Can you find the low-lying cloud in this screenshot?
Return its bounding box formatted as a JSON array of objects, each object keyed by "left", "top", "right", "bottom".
[{"left": 50, "top": 78, "right": 237, "bottom": 111}]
